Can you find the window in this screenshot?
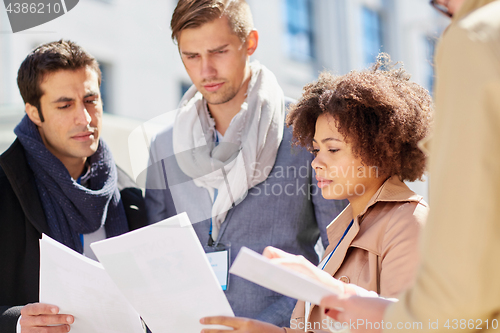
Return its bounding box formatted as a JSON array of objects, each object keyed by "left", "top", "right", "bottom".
[
  {"left": 362, "top": 7, "right": 383, "bottom": 66},
  {"left": 284, "top": 0, "right": 314, "bottom": 61}
]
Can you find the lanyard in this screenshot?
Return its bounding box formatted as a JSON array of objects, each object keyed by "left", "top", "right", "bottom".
[
  {"left": 208, "top": 131, "right": 220, "bottom": 247},
  {"left": 321, "top": 219, "right": 354, "bottom": 270},
  {"left": 208, "top": 189, "right": 219, "bottom": 246}
]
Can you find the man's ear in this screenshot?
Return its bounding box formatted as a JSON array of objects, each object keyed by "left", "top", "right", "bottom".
[
  {"left": 246, "top": 29, "right": 259, "bottom": 56},
  {"left": 25, "top": 103, "right": 43, "bottom": 126}
]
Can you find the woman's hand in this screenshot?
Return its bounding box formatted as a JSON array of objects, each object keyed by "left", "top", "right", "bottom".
[
  {"left": 262, "top": 246, "right": 345, "bottom": 295},
  {"left": 320, "top": 294, "right": 395, "bottom": 332},
  {"left": 200, "top": 316, "right": 285, "bottom": 333}
]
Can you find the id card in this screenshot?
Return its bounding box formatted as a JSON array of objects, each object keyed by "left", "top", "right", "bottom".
[{"left": 204, "top": 242, "right": 231, "bottom": 290}]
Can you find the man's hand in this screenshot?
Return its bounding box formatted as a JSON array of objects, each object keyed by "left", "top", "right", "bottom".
[
  {"left": 320, "top": 295, "right": 395, "bottom": 332},
  {"left": 20, "top": 303, "right": 74, "bottom": 332},
  {"left": 200, "top": 316, "right": 285, "bottom": 333}
]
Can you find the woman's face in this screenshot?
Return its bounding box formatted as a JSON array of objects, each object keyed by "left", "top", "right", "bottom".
[{"left": 311, "top": 114, "right": 382, "bottom": 202}]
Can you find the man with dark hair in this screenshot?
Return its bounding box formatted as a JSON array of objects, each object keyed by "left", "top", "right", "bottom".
[
  {"left": 145, "top": 0, "right": 346, "bottom": 328},
  {"left": 0, "top": 40, "right": 147, "bottom": 333}
]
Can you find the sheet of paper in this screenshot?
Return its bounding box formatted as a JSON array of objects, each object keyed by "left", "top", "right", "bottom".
[
  {"left": 39, "top": 235, "right": 144, "bottom": 333},
  {"left": 230, "top": 247, "right": 344, "bottom": 305},
  {"left": 90, "top": 212, "right": 234, "bottom": 333}
]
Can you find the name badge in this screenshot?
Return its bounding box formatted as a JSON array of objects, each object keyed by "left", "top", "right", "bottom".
[{"left": 204, "top": 242, "right": 231, "bottom": 290}]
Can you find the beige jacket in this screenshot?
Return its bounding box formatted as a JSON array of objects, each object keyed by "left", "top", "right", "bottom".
[
  {"left": 385, "top": 1, "right": 500, "bottom": 331},
  {"left": 285, "top": 176, "right": 428, "bottom": 333}
]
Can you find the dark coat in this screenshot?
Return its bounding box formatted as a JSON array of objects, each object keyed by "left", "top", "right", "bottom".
[{"left": 0, "top": 139, "right": 147, "bottom": 333}]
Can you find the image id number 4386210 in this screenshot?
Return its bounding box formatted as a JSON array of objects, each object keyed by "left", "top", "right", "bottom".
[
  {"left": 444, "top": 319, "right": 499, "bottom": 330},
  {"left": 5, "top": 2, "right": 62, "bottom": 14}
]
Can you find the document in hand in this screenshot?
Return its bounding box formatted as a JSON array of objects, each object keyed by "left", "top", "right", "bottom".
[
  {"left": 229, "top": 247, "right": 344, "bottom": 305},
  {"left": 90, "top": 212, "right": 234, "bottom": 333},
  {"left": 39, "top": 235, "right": 145, "bottom": 333}
]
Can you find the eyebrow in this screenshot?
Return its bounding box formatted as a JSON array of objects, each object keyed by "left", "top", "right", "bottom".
[
  {"left": 52, "top": 97, "right": 74, "bottom": 103},
  {"left": 208, "top": 44, "right": 229, "bottom": 53},
  {"left": 312, "top": 137, "right": 342, "bottom": 144},
  {"left": 181, "top": 50, "right": 197, "bottom": 57},
  {"left": 84, "top": 91, "right": 99, "bottom": 98},
  {"left": 51, "top": 91, "right": 99, "bottom": 103},
  {"left": 181, "top": 44, "right": 229, "bottom": 56}
]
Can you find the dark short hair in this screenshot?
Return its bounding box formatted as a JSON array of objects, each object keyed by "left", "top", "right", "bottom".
[
  {"left": 171, "top": 0, "right": 254, "bottom": 43},
  {"left": 17, "top": 39, "right": 101, "bottom": 122},
  {"left": 286, "top": 54, "right": 433, "bottom": 182}
]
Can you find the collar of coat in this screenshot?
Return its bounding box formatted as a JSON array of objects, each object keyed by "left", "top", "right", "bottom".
[
  {"left": 0, "top": 139, "right": 49, "bottom": 235},
  {"left": 322, "top": 175, "right": 425, "bottom": 277}
]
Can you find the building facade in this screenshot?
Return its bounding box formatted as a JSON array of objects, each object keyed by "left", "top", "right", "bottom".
[{"left": 0, "top": 0, "right": 447, "bottom": 198}]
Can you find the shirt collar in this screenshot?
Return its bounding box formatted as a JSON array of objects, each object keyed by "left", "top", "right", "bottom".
[
  {"left": 77, "top": 161, "right": 92, "bottom": 188},
  {"left": 357, "top": 175, "right": 423, "bottom": 218}
]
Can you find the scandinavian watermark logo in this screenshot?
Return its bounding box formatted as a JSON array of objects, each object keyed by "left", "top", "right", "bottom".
[{"left": 3, "top": 0, "right": 79, "bottom": 33}]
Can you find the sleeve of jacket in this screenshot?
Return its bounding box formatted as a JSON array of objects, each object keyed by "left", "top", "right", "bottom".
[
  {"left": 385, "top": 16, "right": 500, "bottom": 330},
  {"left": 0, "top": 306, "right": 22, "bottom": 333}
]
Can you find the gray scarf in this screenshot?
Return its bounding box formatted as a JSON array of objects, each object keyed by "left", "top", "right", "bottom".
[{"left": 173, "top": 61, "right": 285, "bottom": 238}]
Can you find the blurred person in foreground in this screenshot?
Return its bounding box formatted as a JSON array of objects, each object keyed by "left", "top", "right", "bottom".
[
  {"left": 260, "top": 0, "right": 500, "bottom": 332},
  {"left": 0, "top": 40, "right": 147, "bottom": 333},
  {"left": 145, "top": 0, "right": 347, "bottom": 326},
  {"left": 200, "top": 54, "right": 433, "bottom": 332}
]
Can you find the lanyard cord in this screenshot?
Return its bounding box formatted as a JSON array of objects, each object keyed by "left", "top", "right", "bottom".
[
  {"left": 321, "top": 219, "right": 354, "bottom": 270},
  {"left": 208, "top": 189, "right": 218, "bottom": 246}
]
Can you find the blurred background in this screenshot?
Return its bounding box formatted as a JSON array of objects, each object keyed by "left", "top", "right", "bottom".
[{"left": 0, "top": 0, "right": 448, "bottom": 199}]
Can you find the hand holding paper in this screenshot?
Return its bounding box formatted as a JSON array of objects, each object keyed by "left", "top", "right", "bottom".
[
  {"left": 39, "top": 213, "right": 234, "bottom": 333},
  {"left": 262, "top": 246, "right": 347, "bottom": 294},
  {"left": 320, "top": 294, "right": 395, "bottom": 324},
  {"left": 39, "top": 235, "right": 144, "bottom": 333},
  {"left": 230, "top": 246, "right": 345, "bottom": 306},
  {"left": 19, "top": 303, "right": 74, "bottom": 333},
  {"left": 90, "top": 212, "right": 234, "bottom": 333},
  {"left": 231, "top": 246, "right": 380, "bottom": 307}
]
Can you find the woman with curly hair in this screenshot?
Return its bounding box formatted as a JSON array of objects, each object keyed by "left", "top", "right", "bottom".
[{"left": 200, "top": 54, "right": 433, "bottom": 333}]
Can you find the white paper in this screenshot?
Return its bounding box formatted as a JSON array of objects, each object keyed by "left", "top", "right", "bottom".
[
  {"left": 230, "top": 247, "right": 344, "bottom": 305},
  {"left": 39, "top": 235, "right": 144, "bottom": 333},
  {"left": 90, "top": 212, "right": 234, "bottom": 333}
]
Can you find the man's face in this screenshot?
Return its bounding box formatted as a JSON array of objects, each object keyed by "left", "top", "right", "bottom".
[
  {"left": 31, "top": 67, "right": 102, "bottom": 167},
  {"left": 178, "top": 16, "right": 252, "bottom": 106}
]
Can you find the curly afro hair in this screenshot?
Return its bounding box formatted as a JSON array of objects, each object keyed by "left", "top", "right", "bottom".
[{"left": 286, "top": 53, "right": 433, "bottom": 182}]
